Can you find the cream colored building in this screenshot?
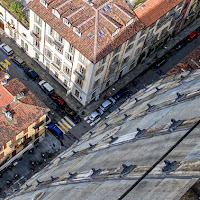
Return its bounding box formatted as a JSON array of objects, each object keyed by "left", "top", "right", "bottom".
[
  {"left": 0, "top": 0, "right": 199, "bottom": 105},
  {"left": 0, "top": 72, "right": 49, "bottom": 171}
]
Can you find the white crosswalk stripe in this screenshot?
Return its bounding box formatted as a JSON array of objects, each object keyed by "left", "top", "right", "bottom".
[
  {"left": 64, "top": 116, "right": 75, "bottom": 126},
  {"left": 57, "top": 115, "right": 76, "bottom": 133}
]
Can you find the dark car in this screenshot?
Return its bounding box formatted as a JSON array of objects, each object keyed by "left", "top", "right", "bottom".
[
  {"left": 154, "top": 56, "right": 168, "bottom": 68},
  {"left": 67, "top": 110, "right": 81, "bottom": 124},
  {"left": 114, "top": 88, "right": 129, "bottom": 100},
  {"left": 174, "top": 39, "right": 187, "bottom": 50},
  {"left": 24, "top": 67, "right": 39, "bottom": 80},
  {"left": 186, "top": 30, "right": 199, "bottom": 42},
  {"left": 11, "top": 56, "right": 25, "bottom": 67},
  {"left": 50, "top": 93, "right": 66, "bottom": 108}
]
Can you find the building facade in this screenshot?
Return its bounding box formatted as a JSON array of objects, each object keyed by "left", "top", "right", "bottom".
[
  {"left": 0, "top": 0, "right": 199, "bottom": 105},
  {"left": 0, "top": 72, "right": 49, "bottom": 171}
]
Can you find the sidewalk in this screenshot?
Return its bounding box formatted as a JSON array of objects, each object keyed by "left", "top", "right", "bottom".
[
  {"left": 0, "top": 132, "right": 61, "bottom": 198},
  {"left": 1, "top": 17, "right": 200, "bottom": 117}
]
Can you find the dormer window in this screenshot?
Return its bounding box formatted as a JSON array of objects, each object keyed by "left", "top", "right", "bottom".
[
  {"left": 126, "top": 18, "right": 134, "bottom": 27},
  {"left": 73, "top": 27, "right": 82, "bottom": 37},
  {"left": 52, "top": 9, "right": 60, "bottom": 19},
  {"left": 63, "top": 18, "right": 71, "bottom": 28},
  {"left": 112, "top": 28, "right": 120, "bottom": 37},
  {"left": 40, "top": 0, "right": 48, "bottom": 8}
]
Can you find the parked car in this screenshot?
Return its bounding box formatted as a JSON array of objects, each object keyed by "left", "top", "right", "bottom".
[
  {"left": 24, "top": 67, "right": 39, "bottom": 80},
  {"left": 154, "top": 56, "right": 168, "bottom": 68},
  {"left": 100, "top": 99, "right": 114, "bottom": 112},
  {"left": 89, "top": 111, "right": 101, "bottom": 122},
  {"left": 50, "top": 93, "right": 66, "bottom": 108},
  {"left": 67, "top": 110, "right": 81, "bottom": 124},
  {"left": 186, "top": 30, "right": 199, "bottom": 42},
  {"left": 88, "top": 108, "right": 104, "bottom": 122},
  {"left": 174, "top": 39, "right": 187, "bottom": 51},
  {"left": 114, "top": 88, "right": 129, "bottom": 100},
  {"left": 0, "top": 43, "right": 13, "bottom": 56},
  {"left": 38, "top": 80, "right": 54, "bottom": 95},
  {"left": 11, "top": 56, "right": 25, "bottom": 67},
  {"left": 47, "top": 122, "right": 63, "bottom": 139}
]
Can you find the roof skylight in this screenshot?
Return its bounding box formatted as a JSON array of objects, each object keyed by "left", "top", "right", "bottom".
[
  {"left": 98, "top": 30, "right": 104, "bottom": 37},
  {"left": 107, "top": 4, "right": 112, "bottom": 10},
  {"left": 102, "top": 7, "right": 107, "bottom": 13},
  {"left": 87, "top": 33, "right": 94, "bottom": 39}
]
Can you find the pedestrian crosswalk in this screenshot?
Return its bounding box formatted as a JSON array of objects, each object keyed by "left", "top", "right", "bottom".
[
  {"left": 57, "top": 116, "right": 75, "bottom": 134},
  {"left": 0, "top": 59, "right": 11, "bottom": 71}
]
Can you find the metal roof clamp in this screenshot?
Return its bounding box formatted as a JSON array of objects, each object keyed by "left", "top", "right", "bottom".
[
  {"left": 169, "top": 118, "right": 183, "bottom": 132},
  {"left": 120, "top": 164, "right": 136, "bottom": 177}
]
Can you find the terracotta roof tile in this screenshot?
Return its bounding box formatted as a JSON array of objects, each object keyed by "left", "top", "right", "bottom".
[
  {"left": 0, "top": 73, "right": 49, "bottom": 147},
  {"left": 28, "top": 0, "right": 182, "bottom": 63},
  {"left": 135, "top": 0, "right": 183, "bottom": 27}
]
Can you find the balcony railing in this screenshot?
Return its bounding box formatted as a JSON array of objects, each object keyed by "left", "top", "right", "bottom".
[
  {"left": 74, "top": 69, "right": 85, "bottom": 80},
  {"left": 53, "top": 39, "right": 63, "bottom": 48},
  {"left": 31, "top": 31, "right": 41, "bottom": 40}
]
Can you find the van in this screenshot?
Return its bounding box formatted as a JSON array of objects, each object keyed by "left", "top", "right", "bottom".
[
  {"left": 38, "top": 80, "right": 54, "bottom": 95},
  {"left": 0, "top": 43, "right": 13, "bottom": 56}
]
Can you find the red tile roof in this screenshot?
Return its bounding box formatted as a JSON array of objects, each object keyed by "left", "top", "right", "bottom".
[
  {"left": 0, "top": 72, "right": 49, "bottom": 147},
  {"left": 28, "top": 0, "right": 183, "bottom": 64},
  {"left": 135, "top": 0, "right": 183, "bottom": 27}
]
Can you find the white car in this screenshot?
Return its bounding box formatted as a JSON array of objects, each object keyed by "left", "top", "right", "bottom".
[
  {"left": 100, "top": 97, "right": 116, "bottom": 112},
  {"left": 38, "top": 80, "right": 54, "bottom": 95},
  {"left": 0, "top": 43, "right": 13, "bottom": 56},
  {"left": 89, "top": 111, "right": 100, "bottom": 122}
]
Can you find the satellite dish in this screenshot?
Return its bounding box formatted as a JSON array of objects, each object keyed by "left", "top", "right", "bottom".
[{"left": 5, "top": 73, "right": 10, "bottom": 80}]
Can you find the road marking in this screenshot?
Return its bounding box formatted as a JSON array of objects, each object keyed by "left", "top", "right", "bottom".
[
  {"left": 58, "top": 121, "right": 68, "bottom": 132},
  {"left": 58, "top": 124, "right": 66, "bottom": 133},
  {"left": 4, "top": 59, "right": 10, "bottom": 65},
  {"left": 61, "top": 118, "right": 72, "bottom": 129},
  {"left": 64, "top": 116, "right": 75, "bottom": 126}
]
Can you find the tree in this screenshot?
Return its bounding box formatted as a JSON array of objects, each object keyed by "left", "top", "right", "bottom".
[{"left": 9, "top": 0, "right": 23, "bottom": 19}]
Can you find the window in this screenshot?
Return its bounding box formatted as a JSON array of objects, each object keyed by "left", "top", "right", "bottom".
[
  {"left": 4, "top": 144, "right": 6, "bottom": 150},
  {"left": 21, "top": 39, "right": 24, "bottom": 48},
  {"left": 25, "top": 43, "right": 28, "bottom": 51},
  {"left": 79, "top": 64, "right": 85, "bottom": 74},
  {"left": 135, "top": 47, "right": 141, "bottom": 55},
  {"left": 69, "top": 44, "right": 74, "bottom": 53},
  {"left": 55, "top": 45, "right": 63, "bottom": 54},
  {"left": 35, "top": 53, "right": 39, "bottom": 60},
  {"left": 95, "top": 65, "right": 104, "bottom": 76},
  {"left": 122, "top": 56, "right": 130, "bottom": 65},
  {"left": 54, "top": 56, "right": 61, "bottom": 67},
  {"left": 11, "top": 19, "right": 14, "bottom": 25},
  {"left": 49, "top": 27, "right": 54, "bottom": 36},
  {"left": 9, "top": 29, "right": 13, "bottom": 37},
  {"left": 34, "top": 39, "right": 40, "bottom": 49},
  {"left": 58, "top": 35, "right": 63, "bottom": 43},
  {"left": 34, "top": 25, "right": 41, "bottom": 35},
  {"left": 66, "top": 53, "right": 73, "bottom": 62},
  {"left": 114, "top": 45, "right": 121, "bottom": 54},
  {"left": 128, "top": 35, "right": 135, "bottom": 45},
  {"left": 112, "top": 54, "right": 119, "bottom": 64},
  {"left": 55, "top": 71, "right": 59, "bottom": 78},
  {"left": 76, "top": 78, "right": 83, "bottom": 87},
  {"left": 107, "top": 4, "right": 112, "bottom": 10},
  {"left": 125, "top": 44, "right": 133, "bottom": 53},
  {"left": 79, "top": 54, "right": 86, "bottom": 64},
  {"left": 75, "top": 89, "right": 79, "bottom": 97},
  {"left": 137, "top": 36, "right": 145, "bottom": 45},
  {"left": 63, "top": 18, "right": 71, "bottom": 28},
  {"left": 46, "top": 36, "right": 53, "bottom": 45},
  {"left": 63, "top": 65, "right": 71, "bottom": 76},
  {"left": 64, "top": 79, "right": 68, "bottom": 86},
  {"left": 45, "top": 48, "right": 52, "bottom": 59},
  {"left": 102, "top": 56, "right": 106, "bottom": 64},
  {"left": 106, "top": 80, "right": 110, "bottom": 88},
  {"left": 93, "top": 78, "right": 100, "bottom": 88},
  {"left": 91, "top": 91, "right": 96, "bottom": 99}
]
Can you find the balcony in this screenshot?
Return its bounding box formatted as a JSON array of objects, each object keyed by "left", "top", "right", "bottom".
[
  {"left": 53, "top": 39, "right": 63, "bottom": 48},
  {"left": 74, "top": 69, "right": 85, "bottom": 80},
  {"left": 31, "top": 31, "right": 41, "bottom": 40}
]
